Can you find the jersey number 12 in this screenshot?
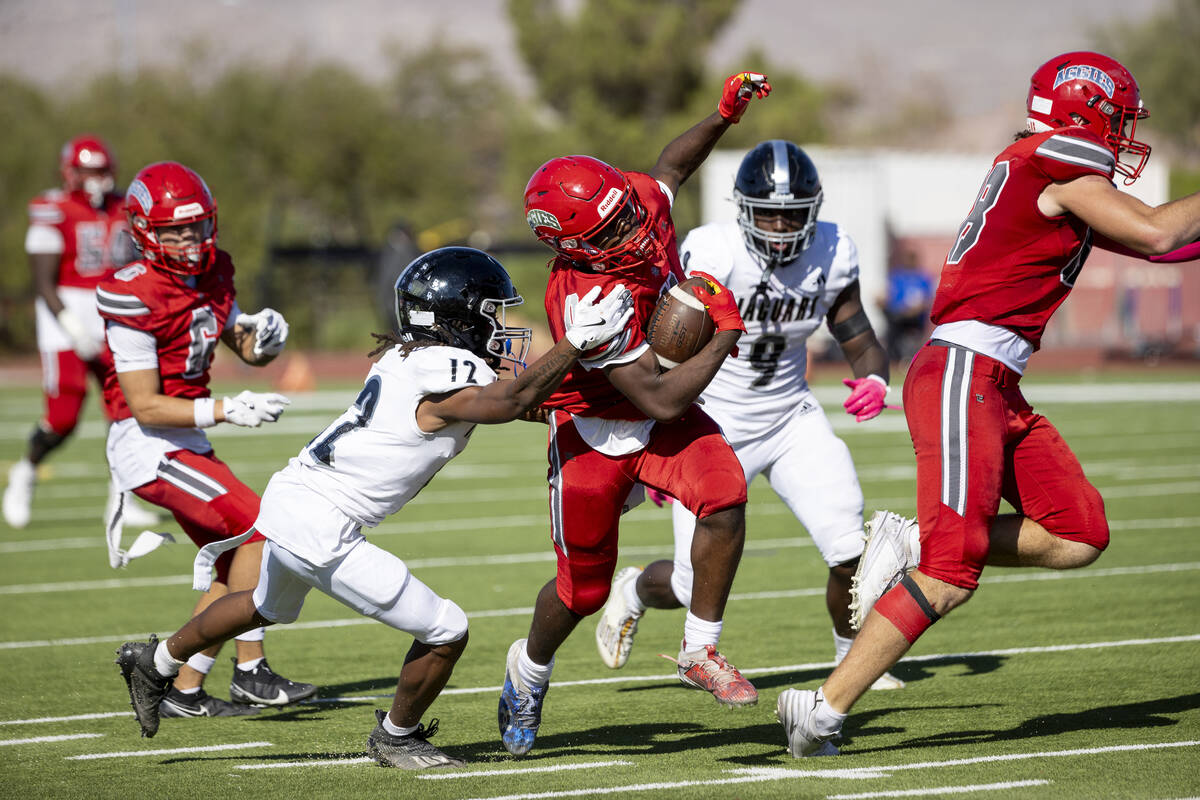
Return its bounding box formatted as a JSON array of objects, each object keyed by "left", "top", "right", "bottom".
[{"left": 307, "top": 375, "right": 383, "bottom": 467}]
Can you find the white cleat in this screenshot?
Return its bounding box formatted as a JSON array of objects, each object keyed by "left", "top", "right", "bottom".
[
  {"left": 870, "top": 672, "right": 906, "bottom": 691},
  {"left": 3, "top": 459, "right": 36, "bottom": 529},
  {"left": 595, "top": 566, "right": 644, "bottom": 669},
  {"left": 849, "top": 511, "right": 920, "bottom": 631},
  {"left": 776, "top": 689, "right": 840, "bottom": 757}
]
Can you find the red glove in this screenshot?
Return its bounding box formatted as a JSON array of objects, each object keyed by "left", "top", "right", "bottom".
[
  {"left": 843, "top": 375, "right": 888, "bottom": 422},
  {"left": 688, "top": 271, "right": 746, "bottom": 334},
  {"left": 647, "top": 487, "right": 674, "bottom": 507},
  {"left": 717, "top": 71, "right": 771, "bottom": 123}
]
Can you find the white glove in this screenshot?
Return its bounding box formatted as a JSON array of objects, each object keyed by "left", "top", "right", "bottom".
[
  {"left": 235, "top": 308, "right": 289, "bottom": 357},
  {"left": 56, "top": 309, "right": 101, "bottom": 361},
  {"left": 565, "top": 284, "right": 635, "bottom": 350},
  {"left": 222, "top": 390, "right": 290, "bottom": 427}
]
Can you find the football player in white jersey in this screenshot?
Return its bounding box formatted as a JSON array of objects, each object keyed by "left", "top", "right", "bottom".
[
  {"left": 595, "top": 141, "right": 904, "bottom": 689},
  {"left": 115, "top": 247, "right": 634, "bottom": 769}
]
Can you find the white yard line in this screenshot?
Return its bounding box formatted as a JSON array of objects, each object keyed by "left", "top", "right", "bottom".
[
  {"left": 0, "top": 733, "right": 103, "bottom": 746},
  {"left": 6, "top": 636, "right": 1200, "bottom": 727},
  {"left": 826, "top": 780, "right": 1050, "bottom": 799},
  {"left": 2, "top": 563, "right": 1198, "bottom": 649},
  {"left": 452, "top": 741, "right": 1199, "bottom": 800},
  {"left": 236, "top": 756, "right": 373, "bottom": 769},
  {"left": 0, "top": 712, "right": 130, "bottom": 726},
  {"left": 65, "top": 740, "right": 272, "bottom": 760}
]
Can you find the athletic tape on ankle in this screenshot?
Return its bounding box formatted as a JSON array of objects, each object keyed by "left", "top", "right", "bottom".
[{"left": 874, "top": 574, "right": 941, "bottom": 643}]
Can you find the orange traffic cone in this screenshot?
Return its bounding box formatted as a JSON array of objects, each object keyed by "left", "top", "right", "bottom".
[{"left": 276, "top": 352, "right": 316, "bottom": 393}]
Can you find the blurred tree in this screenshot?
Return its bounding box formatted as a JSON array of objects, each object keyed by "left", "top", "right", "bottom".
[
  {"left": 505, "top": 0, "right": 832, "bottom": 238},
  {"left": 1098, "top": 0, "right": 1200, "bottom": 157}
]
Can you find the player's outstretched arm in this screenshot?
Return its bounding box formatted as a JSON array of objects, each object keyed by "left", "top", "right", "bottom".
[
  {"left": 116, "top": 368, "right": 288, "bottom": 429},
  {"left": 419, "top": 284, "right": 634, "bottom": 430},
  {"left": 650, "top": 71, "right": 770, "bottom": 195},
  {"left": 1041, "top": 175, "right": 1200, "bottom": 256}
]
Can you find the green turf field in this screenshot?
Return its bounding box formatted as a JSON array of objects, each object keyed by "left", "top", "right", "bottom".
[{"left": 1, "top": 372, "right": 1198, "bottom": 799}]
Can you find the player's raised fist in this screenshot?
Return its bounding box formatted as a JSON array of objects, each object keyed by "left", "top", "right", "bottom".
[{"left": 718, "top": 71, "right": 771, "bottom": 123}]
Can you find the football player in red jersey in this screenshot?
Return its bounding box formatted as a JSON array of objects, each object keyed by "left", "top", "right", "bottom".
[
  {"left": 777, "top": 52, "right": 1200, "bottom": 758},
  {"left": 98, "top": 161, "right": 315, "bottom": 719},
  {"left": 497, "top": 72, "right": 770, "bottom": 757},
  {"left": 3, "top": 135, "right": 158, "bottom": 531}
]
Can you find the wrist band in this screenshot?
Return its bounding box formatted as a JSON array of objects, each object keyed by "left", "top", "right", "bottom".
[
  {"left": 867, "top": 374, "right": 889, "bottom": 394},
  {"left": 193, "top": 397, "right": 217, "bottom": 428}
]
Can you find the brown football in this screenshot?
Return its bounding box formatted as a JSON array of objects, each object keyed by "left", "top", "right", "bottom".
[{"left": 647, "top": 277, "right": 716, "bottom": 369}]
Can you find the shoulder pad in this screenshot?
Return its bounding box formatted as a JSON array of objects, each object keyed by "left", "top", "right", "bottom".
[{"left": 1030, "top": 129, "right": 1115, "bottom": 180}]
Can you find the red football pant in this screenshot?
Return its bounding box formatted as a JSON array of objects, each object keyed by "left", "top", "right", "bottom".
[
  {"left": 39, "top": 348, "right": 113, "bottom": 436},
  {"left": 903, "top": 342, "right": 1108, "bottom": 591},
  {"left": 132, "top": 449, "right": 265, "bottom": 585},
  {"left": 547, "top": 406, "right": 747, "bottom": 615}
]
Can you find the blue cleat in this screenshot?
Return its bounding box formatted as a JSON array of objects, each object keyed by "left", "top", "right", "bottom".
[{"left": 497, "top": 638, "right": 548, "bottom": 756}]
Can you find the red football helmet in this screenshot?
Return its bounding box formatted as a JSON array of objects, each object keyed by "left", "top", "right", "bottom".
[
  {"left": 524, "top": 155, "right": 663, "bottom": 271},
  {"left": 124, "top": 162, "right": 218, "bottom": 276},
  {"left": 1026, "top": 51, "right": 1150, "bottom": 184},
  {"left": 60, "top": 134, "right": 116, "bottom": 208}
]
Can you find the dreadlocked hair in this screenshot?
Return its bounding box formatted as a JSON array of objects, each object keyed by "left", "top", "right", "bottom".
[
  {"left": 367, "top": 332, "right": 403, "bottom": 358},
  {"left": 368, "top": 332, "right": 449, "bottom": 360}
]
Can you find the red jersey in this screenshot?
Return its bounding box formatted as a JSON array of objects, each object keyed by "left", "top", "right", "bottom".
[
  {"left": 27, "top": 189, "right": 130, "bottom": 289},
  {"left": 543, "top": 172, "right": 685, "bottom": 419},
  {"left": 96, "top": 251, "right": 238, "bottom": 421},
  {"left": 930, "top": 127, "right": 1116, "bottom": 349}
]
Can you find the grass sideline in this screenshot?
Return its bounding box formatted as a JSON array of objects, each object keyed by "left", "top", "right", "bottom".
[{"left": 0, "top": 371, "right": 1198, "bottom": 800}]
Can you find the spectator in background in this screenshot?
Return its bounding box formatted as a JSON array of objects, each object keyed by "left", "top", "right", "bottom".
[
  {"left": 3, "top": 135, "right": 159, "bottom": 531},
  {"left": 878, "top": 248, "right": 934, "bottom": 363}
]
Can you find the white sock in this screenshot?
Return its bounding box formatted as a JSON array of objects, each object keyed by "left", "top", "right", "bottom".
[
  {"left": 176, "top": 685, "right": 201, "bottom": 696},
  {"left": 516, "top": 644, "right": 554, "bottom": 688},
  {"left": 236, "top": 657, "right": 264, "bottom": 671},
  {"left": 682, "top": 612, "right": 723, "bottom": 651},
  {"left": 833, "top": 629, "right": 853, "bottom": 665},
  {"left": 623, "top": 573, "right": 647, "bottom": 615},
  {"left": 154, "top": 640, "right": 185, "bottom": 679},
  {"left": 381, "top": 714, "right": 418, "bottom": 737},
  {"left": 814, "top": 688, "right": 848, "bottom": 736},
  {"left": 235, "top": 626, "right": 265, "bottom": 643},
  {"left": 185, "top": 653, "right": 216, "bottom": 675}
]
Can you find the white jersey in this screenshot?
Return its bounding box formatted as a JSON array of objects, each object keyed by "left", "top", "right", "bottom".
[
  {"left": 680, "top": 219, "right": 859, "bottom": 442},
  {"left": 278, "top": 343, "right": 496, "bottom": 532}
]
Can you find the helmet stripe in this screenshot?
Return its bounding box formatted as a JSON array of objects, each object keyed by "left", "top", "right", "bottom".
[{"left": 770, "top": 140, "right": 790, "bottom": 196}]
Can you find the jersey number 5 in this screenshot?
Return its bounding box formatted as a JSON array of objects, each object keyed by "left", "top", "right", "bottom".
[{"left": 308, "top": 375, "right": 383, "bottom": 467}]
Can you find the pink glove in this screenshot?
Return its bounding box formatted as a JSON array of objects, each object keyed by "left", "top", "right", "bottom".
[
  {"left": 843, "top": 375, "right": 888, "bottom": 422},
  {"left": 717, "top": 72, "right": 771, "bottom": 123},
  {"left": 647, "top": 488, "right": 674, "bottom": 507}
]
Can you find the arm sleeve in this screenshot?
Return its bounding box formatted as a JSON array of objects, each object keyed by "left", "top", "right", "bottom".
[
  {"left": 654, "top": 180, "right": 675, "bottom": 209},
  {"left": 25, "top": 224, "right": 65, "bottom": 255},
  {"left": 107, "top": 322, "right": 160, "bottom": 372}
]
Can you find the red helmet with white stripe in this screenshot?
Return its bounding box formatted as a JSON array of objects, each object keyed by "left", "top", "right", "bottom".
[
  {"left": 523, "top": 155, "right": 662, "bottom": 271},
  {"left": 125, "top": 162, "right": 218, "bottom": 276},
  {"left": 1026, "top": 51, "right": 1150, "bottom": 184},
  {"left": 60, "top": 134, "right": 116, "bottom": 208}
]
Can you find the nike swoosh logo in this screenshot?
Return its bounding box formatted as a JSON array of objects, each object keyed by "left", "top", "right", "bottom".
[{"left": 235, "top": 686, "right": 289, "bottom": 705}]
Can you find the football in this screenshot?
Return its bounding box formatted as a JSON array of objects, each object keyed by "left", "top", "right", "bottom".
[{"left": 647, "top": 277, "right": 716, "bottom": 368}]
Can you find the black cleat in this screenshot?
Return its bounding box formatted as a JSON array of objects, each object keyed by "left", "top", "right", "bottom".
[
  {"left": 229, "top": 658, "right": 317, "bottom": 707},
  {"left": 367, "top": 709, "right": 465, "bottom": 770},
  {"left": 115, "top": 635, "right": 172, "bottom": 738},
  {"left": 159, "top": 686, "right": 262, "bottom": 718}
]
